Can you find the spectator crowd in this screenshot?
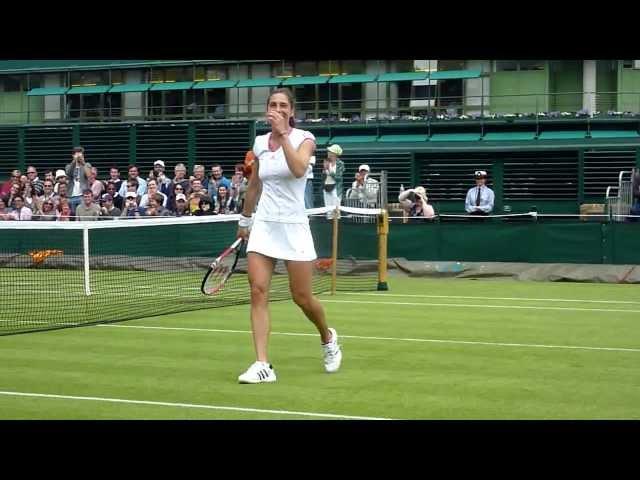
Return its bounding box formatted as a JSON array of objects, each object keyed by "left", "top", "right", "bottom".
[{"left": 0, "top": 146, "right": 250, "bottom": 221}]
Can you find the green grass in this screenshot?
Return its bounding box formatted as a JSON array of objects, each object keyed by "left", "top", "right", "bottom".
[{"left": 1, "top": 276, "right": 639, "bottom": 419}]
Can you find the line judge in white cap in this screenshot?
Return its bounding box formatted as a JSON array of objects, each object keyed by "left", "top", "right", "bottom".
[
  {"left": 322, "top": 144, "right": 345, "bottom": 218},
  {"left": 465, "top": 170, "right": 494, "bottom": 216}
]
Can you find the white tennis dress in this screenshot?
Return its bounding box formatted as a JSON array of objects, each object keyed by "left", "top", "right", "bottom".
[{"left": 246, "top": 128, "right": 317, "bottom": 261}]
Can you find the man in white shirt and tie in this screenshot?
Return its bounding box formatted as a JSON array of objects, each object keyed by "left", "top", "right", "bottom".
[{"left": 465, "top": 170, "right": 494, "bottom": 216}]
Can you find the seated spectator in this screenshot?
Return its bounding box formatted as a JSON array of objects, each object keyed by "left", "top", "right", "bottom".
[
  {"left": 54, "top": 169, "right": 68, "bottom": 194},
  {"left": 26, "top": 166, "right": 44, "bottom": 196},
  {"left": 194, "top": 196, "right": 214, "bottom": 216},
  {"left": 348, "top": 164, "right": 379, "bottom": 206},
  {"left": 37, "top": 179, "right": 58, "bottom": 211},
  {"left": 149, "top": 160, "right": 172, "bottom": 196},
  {"left": 192, "top": 164, "right": 208, "bottom": 191},
  {"left": 7, "top": 195, "right": 32, "bottom": 221},
  {"left": 22, "top": 181, "right": 37, "bottom": 211},
  {"left": 214, "top": 185, "right": 236, "bottom": 215},
  {"left": 173, "top": 193, "right": 190, "bottom": 217},
  {"left": 464, "top": 170, "right": 494, "bottom": 216},
  {"left": 0, "top": 197, "right": 10, "bottom": 219},
  {"left": 43, "top": 170, "right": 55, "bottom": 184},
  {"left": 144, "top": 193, "right": 171, "bottom": 217},
  {"left": 75, "top": 189, "right": 101, "bottom": 221},
  {"left": 105, "top": 181, "right": 122, "bottom": 210},
  {"left": 120, "top": 191, "right": 143, "bottom": 218},
  {"left": 1, "top": 169, "right": 21, "bottom": 197},
  {"left": 171, "top": 162, "right": 191, "bottom": 195},
  {"left": 207, "top": 163, "right": 232, "bottom": 200},
  {"left": 99, "top": 193, "right": 121, "bottom": 219},
  {"left": 5, "top": 182, "right": 22, "bottom": 209},
  {"left": 118, "top": 165, "right": 147, "bottom": 198},
  {"left": 123, "top": 178, "right": 141, "bottom": 204},
  {"left": 57, "top": 201, "right": 73, "bottom": 221},
  {"left": 399, "top": 186, "right": 435, "bottom": 221},
  {"left": 139, "top": 179, "right": 168, "bottom": 208},
  {"left": 88, "top": 167, "right": 105, "bottom": 200},
  {"left": 168, "top": 182, "right": 186, "bottom": 212},
  {"left": 34, "top": 199, "right": 57, "bottom": 221},
  {"left": 107, "top": 166, "right": 123, "bottom": 193},
  {"left": 188, "top": 179, "right": 210, "bottom": 214}
]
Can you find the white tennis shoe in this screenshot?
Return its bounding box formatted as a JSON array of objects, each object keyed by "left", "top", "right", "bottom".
[
  {"left": 323, "top": 327, "right": 342, "bottom": 373},
  {"left": 238, "top": 361, "right": 277, "bottom": 384}
]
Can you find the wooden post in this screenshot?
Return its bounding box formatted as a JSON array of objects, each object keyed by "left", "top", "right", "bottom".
[{"left": 377, "top": 209, "right": 389, "bottom": 291}]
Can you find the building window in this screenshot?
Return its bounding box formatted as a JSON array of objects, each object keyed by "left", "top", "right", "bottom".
[
  {"left": 111, "top": 70, "right": 124, "bottom": 84},
  {"left": 319, "top": 60, "right": 340, "bottom": 76},
  {"left": 294, "top": 61, "right": 317, "bottom": 76},
  {"left": 104, "top": 93, "right": 122, "bottom": 118},
  {"left": 341, "top": 60, "right": 365, "bottom": 74},
  {"left": 622, "top": 60, "right": 634, "bottom": 69},
  {"left": 206, "top": 66, "right": 227, "bottom": 80},
  {"left": 495, "top": 60, "right": 519, "bottom": 72},
  {"left": 340, "top": 83, "right": 363, "bottom": 112},
  {"left": 519, "top": 60, "right": 545, "bottom": 71},
  {"left": 2, "top": 75, "right": 26, "bottom": 92},
  {"left": 70, "top": 70, "right": 107, "bottom": 86},
  {"left": 205, "top": 89, "right": 226, "bottom": 118},
  {"left": 185, "top": 89, "right": 204, "bottom": 117}
]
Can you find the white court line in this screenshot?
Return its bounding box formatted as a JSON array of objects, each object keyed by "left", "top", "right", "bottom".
[
  {"left": 0, "top": 390, "right": 389, "bottom": 420},
  {"left": 321, "top": 299, "right": 640, "bottom": 314},
  {"left": 97, "top": 324, "right": 640, "bottom": 353},
  {"left": 341, "top": 292, "right": 640, "bottom": 305}
]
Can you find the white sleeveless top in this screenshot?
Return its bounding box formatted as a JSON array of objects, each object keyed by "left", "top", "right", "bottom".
[{"left": 252, "top": 128, "right": 316, "bottom": 224}]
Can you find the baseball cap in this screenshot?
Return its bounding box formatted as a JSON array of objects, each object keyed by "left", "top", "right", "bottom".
[
  {"left": 474, "top": 170, "right": 488, "bottom": 178},
  {"left": 358, "top": 164, "right": 370, "bottom": 172},
  {"left": 176, "top": 193, "right": 187, "bottom": 201},
  {"left": 125, "top": 192, "right": 137, "bottom": 199},
  {"left": 101, "top": 193, "right": 113, "bottom": 202},
  {"left": 154, "top": 160, "right": 165, "bottom": 167}
]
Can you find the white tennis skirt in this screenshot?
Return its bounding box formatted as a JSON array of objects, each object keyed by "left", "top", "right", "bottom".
[{"left": 246, "top": 219, "right": 317, "bottom": 261}]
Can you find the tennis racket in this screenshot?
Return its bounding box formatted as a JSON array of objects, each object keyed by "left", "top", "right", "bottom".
[{"left": 200, "top": 237, "right": 244, "bottom": 295}]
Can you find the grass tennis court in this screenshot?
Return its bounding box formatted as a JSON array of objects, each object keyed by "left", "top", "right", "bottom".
[{"left": 1, "top": 276, "right": 639, "bottom": 419}]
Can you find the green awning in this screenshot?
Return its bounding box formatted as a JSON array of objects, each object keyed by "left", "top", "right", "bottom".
[
  {"left": 150, "top": 81, "right": 195, "bottom": 91},
  {"left": 67, "top": 85, "right": 111, "bottom": 95},
  {"left": 329, "top": 74, "right": 377, "bottom": 84},
  {"left": 108, "top": 83, "right": 152, "bottom": 93},
  {"left": 379, "top": 134, "right": 428, "bottom": 142},
  {"left": 192, "top": 80, "right": 238, "bottom": 89},
  {"left": 377, "top": 72, "right": 429, "bottom": 82},
  {"left": 430, "top": 133, "right": 481, "bottom": 142},
  {"left": 483, "top": 132, "right": 536, "bottom": 141},
  {"left": 27, "top": 87, "right": 69, "bottom": 96},
  {"left": 282, "top": 76, "right": 329, "bottom": 86},
  {"left": 329, "top": 135, "right": 378, "bottom": 143},
  {"left": 429, "top": 70, "right": 482, "bottom": 80},
  {"left": 589, "top": 130, "right": 640, "bottom": 139},
  {"left": 236, "top": 78, "right": 282, "bottom": 88},
  {"left": 538, "top": 131, "right": 586, "bottom": 140}
]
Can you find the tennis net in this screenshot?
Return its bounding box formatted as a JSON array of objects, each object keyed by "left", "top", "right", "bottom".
[{"left": 0, "top": 206, "right": 388, "bottom": 335}]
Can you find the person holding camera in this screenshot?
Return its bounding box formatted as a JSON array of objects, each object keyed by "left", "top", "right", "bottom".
[
  {"left": 65, "top": 146, "right": 93, "bottom": 215},
  {"left": 120, "top": 191, "right": 143, "bottom": 218},
  {"left": 399, "top": 185, "right": 435, "bottom": 221}
]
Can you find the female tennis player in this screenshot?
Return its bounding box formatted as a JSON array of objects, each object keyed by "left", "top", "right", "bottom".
[{"left": 236, "top": 88, "right": 342, "bottom": 384}]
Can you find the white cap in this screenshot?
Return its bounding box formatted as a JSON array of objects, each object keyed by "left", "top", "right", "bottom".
[
  {"left": 154, "top": 160, "right": 165, "bottom": 167},
  {"left": 358, "top": 164, "right": 370, "bottom": 172},
  {"left": 55, "top": 169, "right": 66, "bottom": 179},
  {"left": 175, "top": 193, "right": 186, "bottom": 201},
  {"left": 125, "top": 192, "right": 137, "bottom": 199},
  {"left": 327, "top": 144, "right": 343, "bottom": 156}
]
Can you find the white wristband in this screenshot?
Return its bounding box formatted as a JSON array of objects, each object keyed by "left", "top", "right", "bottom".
[{"left": 238, "top": 214, "right": 253, "bottom": 229}]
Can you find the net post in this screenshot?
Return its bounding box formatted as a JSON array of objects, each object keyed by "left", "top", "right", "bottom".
[
  {"left": 83, "top": 226, "right": 91, "bottom": 296},
  {"left": 331, "top": 206, "right": 340, "bottom": 295},
  {"left": 377, "top": 209, "right": 389, "bottom": 291}
]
